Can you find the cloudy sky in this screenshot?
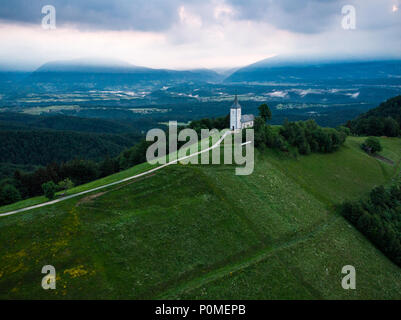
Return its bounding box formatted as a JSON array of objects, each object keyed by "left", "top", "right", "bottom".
[{"left": 0, "top": 0, "right": 400, "bottom": 70}]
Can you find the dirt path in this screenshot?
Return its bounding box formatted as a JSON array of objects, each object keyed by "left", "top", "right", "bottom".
[
  {"left": 75, "top": 192, "right": 107, "bottom": 207},
  {"left": 373, "top": 154, "right": 395, "bottom": 165}
]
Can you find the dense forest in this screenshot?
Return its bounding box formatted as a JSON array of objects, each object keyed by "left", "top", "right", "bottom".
[
  {"left": 0, "top": 130, "right": 140, "bottom": 165},
  {"left": 0, "top": 112, "right": 143, "bottom": 168},
  {"left": 0, "top": 163, "right": 39, "bottom": 181},
  {"left": 349, "top": 95, "right": 401, "bottom": 136},
  {"left": 0, "top": 112, "right": 142, "bottom": 134}
]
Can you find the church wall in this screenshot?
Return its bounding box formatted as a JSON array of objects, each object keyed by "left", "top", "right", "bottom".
[
  {"left": 241, "top": 121, "right": 254, "bottom": 129},
  {"left": 230, "top": 107, "right": 242, "bottom": 130},
  {"left": 236, "top": 107, "right": 241, "bottom": 129},
  {"left": 230, "top": 108, "right": 237, "bottom": 130}
]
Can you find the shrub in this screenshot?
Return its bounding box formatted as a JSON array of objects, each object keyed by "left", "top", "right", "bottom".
[
  {"left": 361, "top": 137, "right": 382, "bottom": 154},
  {"left": 0, "top": 184, "right": 21, "bottom": 205},
  {"left": 58, "top": 178, "right": 74, "bottom": 195},
  {"left": 337, "top": 126, "right": 351, "bottom": 136},
  {"left": 42, "top": 181, "right": 57, "bottom": 200}
]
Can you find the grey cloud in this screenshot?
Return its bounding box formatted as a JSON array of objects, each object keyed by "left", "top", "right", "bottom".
[
  {"left": 0, "top": 0, "right": 186, "bottom": 31},
  {"left": 227, "top": 0, "right": 401, "bottom": 33},
  {"left": 0, "top": 0, "right": 399, "bottom": 34},
  {"left": 228, "top": 0, "right": 345, "bottom": 33}
]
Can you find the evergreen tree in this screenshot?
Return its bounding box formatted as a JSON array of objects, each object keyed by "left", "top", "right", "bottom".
[{"left": 258, "top": 104, "right": 272, "bottom": 122}]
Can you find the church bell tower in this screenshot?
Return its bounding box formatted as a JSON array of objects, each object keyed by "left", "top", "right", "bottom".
[{"left": 230, "top": 95, "right": 241, "bottom": 131}]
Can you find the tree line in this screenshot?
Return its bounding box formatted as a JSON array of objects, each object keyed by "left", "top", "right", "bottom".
[
  {"left": 0, "top": 139, "right": 152, "bottom": 206},
  {"left": 187, "top": 104, "right": 348, "bottom": 156},
  {"left": 253, "top": 104, "right": 347, "bottom": 155},
  {"left": 341, "top": 182, "right": 401, "bottom": 266}
]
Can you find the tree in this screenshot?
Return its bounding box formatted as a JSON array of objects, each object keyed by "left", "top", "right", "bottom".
[
  {"left": 42, "top": 181, "right": 57, "bottom": 200},
  {"left": 367, "top": 117, "right": 384, "bottom": 136},
  {"left": 253, "top": 116, "right": 269, "bottom": 147},
  {"left": 341, "top": 179, "right": 401, "bottom": 267},
  {"left": 361, "top": 137, "right": 382, "bottom": 154},
  {"left": 99, "top": 156, "right": 119, "bottom": 178},
  {"left": 370, "top": 186, "right": 389, "bottom": 208},
  {"left": 341, "top": 201, "right": 364, "bottom": 224},
  {"left": 383, "top": 117, "right": 400, "bottom": 137},
  {"left": 57, "top": 178, "right": 74, "bottom": 196},
  {"left": 258, "top": 104, "right": 272, "bottom": 122},
  {"left": 337, "top": 126, "right": 351, "bottom": 137},
  {"left": 0, "top": 184, "right": 21, "bottom": 205},
  {"left": 60, "top": 159, "right": 98, "bottom": 185}
]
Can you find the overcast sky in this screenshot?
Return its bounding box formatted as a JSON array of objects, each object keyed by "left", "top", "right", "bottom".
[{"left": 0, "top": 0, "right": 400, "bottom": 70}]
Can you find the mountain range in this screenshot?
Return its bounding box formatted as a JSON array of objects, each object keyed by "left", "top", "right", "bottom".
[
  {"left": 1, "top": 57, "right": 401, "bottom": 92},
  {"left": 30, "top": 58, "right": 224, "bottom": 85},
  {"left": 225, "top": 56, "right": 401, "bottom": 83}
]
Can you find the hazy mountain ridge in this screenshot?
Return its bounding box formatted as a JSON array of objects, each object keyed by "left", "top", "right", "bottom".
[
  {"left": 225, "top": 58, "right": 401, "bottom": 83},
  {"left": 32, "top": 59, "right": 224, "bottom": 83}
]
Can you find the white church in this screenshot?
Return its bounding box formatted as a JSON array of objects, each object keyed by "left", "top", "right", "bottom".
[{"left": 230, "top": 95, "right": 254, "bottom": 131}]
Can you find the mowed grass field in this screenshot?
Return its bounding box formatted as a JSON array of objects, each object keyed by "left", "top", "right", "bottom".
[{"left": 0, "top": 136, "right": 401, "bottom": 299}]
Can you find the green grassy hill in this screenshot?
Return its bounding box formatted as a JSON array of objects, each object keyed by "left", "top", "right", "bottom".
[{"left": 1, "top": 136, "right": 401, "bottom": 299}]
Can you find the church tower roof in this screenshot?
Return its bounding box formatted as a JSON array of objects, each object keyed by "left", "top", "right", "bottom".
[{"left": 231, "top": 94, "right": 241, "bottom": 109}]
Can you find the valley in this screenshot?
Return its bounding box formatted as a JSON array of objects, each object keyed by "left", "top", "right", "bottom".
[{"left": 1, "top": 59, "right": 401, "bottom": 129}]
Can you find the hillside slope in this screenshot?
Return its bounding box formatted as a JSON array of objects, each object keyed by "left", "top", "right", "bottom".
[
  {"left": 0, "top": 137, "right": 401, "bottom": 299},
  {"left": 350, "top": 95, "right": 401, "bottom": 137}
]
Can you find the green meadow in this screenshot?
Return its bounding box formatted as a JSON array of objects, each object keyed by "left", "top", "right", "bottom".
[{"left": 1, "top": 136, "right": 401, "bottom": 299}]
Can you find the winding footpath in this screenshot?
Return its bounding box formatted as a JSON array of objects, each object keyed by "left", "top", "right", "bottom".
[{"left": 0, "top": 131, "right": 251, "bottom": 218}]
